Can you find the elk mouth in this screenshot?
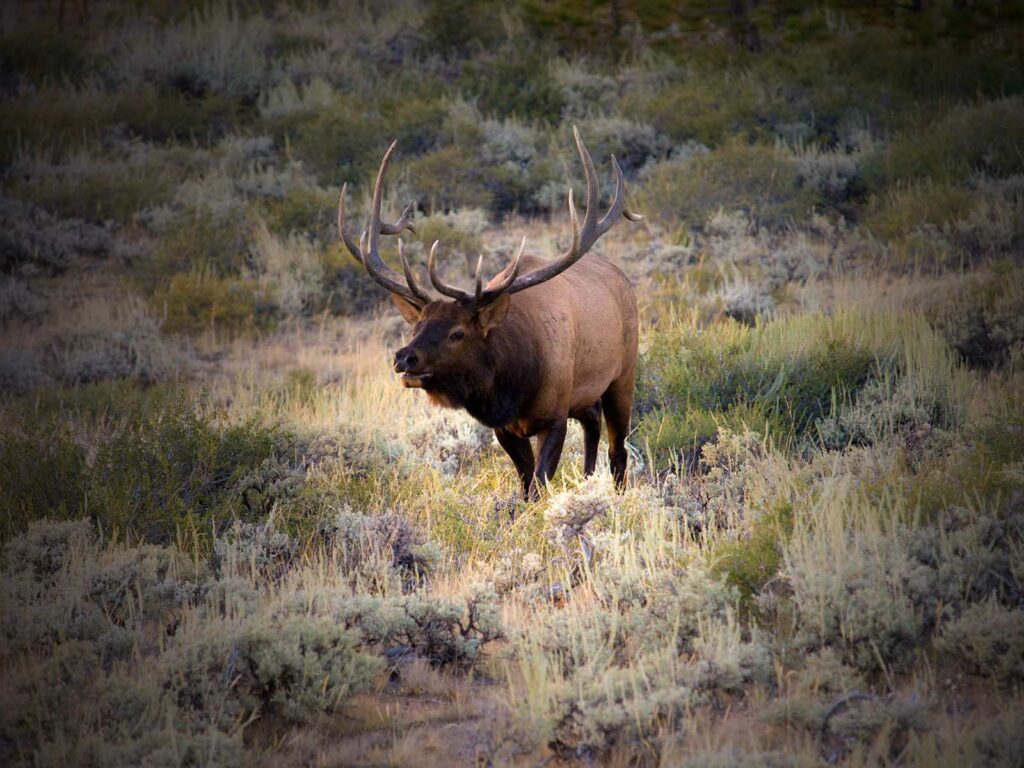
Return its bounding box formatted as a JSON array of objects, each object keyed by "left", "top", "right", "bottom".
[{"left": 399, "top": 371, "right": 432, "bottom": 388}]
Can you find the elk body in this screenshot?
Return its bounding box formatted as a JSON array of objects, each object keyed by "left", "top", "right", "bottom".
[{"left": 338, "top": 129, "right": 641, "bottom": 498}]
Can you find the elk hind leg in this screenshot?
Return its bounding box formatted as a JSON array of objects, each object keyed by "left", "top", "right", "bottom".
[
  {"left": 602, "top": 371, "right": 635, "bottom": 489},
  {"left": 574, "top": 401, "right": 603, "bottom": 477}
]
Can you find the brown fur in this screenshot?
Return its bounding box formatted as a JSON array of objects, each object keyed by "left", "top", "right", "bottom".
[{"left": 393, "top": 253, "right": 638, "bottom": 498}]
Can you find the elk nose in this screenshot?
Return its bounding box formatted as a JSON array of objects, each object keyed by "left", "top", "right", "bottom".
[{"left": 394, "top": 347, "right": 419, "bottom": 373}]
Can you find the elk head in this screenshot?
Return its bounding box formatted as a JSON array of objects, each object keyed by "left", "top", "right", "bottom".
[{"left": 337, "top": 127, "right": 641, "bottom": 397}]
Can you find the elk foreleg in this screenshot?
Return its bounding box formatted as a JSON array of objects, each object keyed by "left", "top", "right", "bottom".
[
  {"left": 495, "top": 427, "right": 535, "bottom": 499},
  {"left": 532, "top": 419, "right": 568, "bottom": 498}
]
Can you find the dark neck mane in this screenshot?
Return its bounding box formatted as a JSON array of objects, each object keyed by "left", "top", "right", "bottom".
[{"left": 427, "top": 316, "right": 541, "bottom": 429}]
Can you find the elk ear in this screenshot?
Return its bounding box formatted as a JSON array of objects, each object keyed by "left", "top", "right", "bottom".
[
  {"left": 475, "top": 294, "right": 511, "bottom": 337},
  {"left": 391, "top": 294, "right": 423, "bottom": 324}
]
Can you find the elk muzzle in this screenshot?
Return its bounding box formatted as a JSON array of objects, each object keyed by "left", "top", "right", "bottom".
[{"left": 394, "top": 346, "right": 431, "bottom": 387}]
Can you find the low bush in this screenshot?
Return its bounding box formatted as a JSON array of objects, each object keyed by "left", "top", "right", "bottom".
[
  {"left": 270, "top": 93, "right": 384, "bottom": 183},
  {"left": 925, "top": 261, "right": 1024, "bottom": 369},
  {"left": 0, "top": 424, "right": 89, "bottom": 541},
  {"left": 862, "top": 180, "right": 976, "bottom": 243},
  {"left": 0, "top": 197, "right": 113, "bottom": 274},
  {"left": 259, "top": 184, "right": 337, "bottom": 239},
  {"left": 459, "top": 45, "right": 563, "bottom": 123},
  {"left": 142, "top": 208, "right": 255, "bottom": 290},
  {"left": 779, "top": 498, "right": 1023, "bottom": 673},
  {"left": 640, "top": 140, "right": 821, "bottom": 230},
  {"left": 407, "top": 145, "right": 494, "bottom": 212},
  {"left": 937, "top": 601, "right": 1024, "bottom": 685},
  {"left": 867, "top": 96, "right": 1024, "bottom": 186},
  {"left": 9, "top": 149, "right": 180, "bottom": 224},
  {"left": 152, "top": 271, "right": 276, "bottom": 335},
  {"left": 628, "top": 71, "right": 796, "bottom": 147}
]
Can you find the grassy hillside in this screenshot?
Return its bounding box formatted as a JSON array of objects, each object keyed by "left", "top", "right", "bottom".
[{"left": 1, "top": 1, "right": 1023, "bottom": 765}]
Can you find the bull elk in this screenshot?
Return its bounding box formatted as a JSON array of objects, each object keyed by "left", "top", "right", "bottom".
[{"left": 337, "top": 128, "right": 641, "bottom": 499}]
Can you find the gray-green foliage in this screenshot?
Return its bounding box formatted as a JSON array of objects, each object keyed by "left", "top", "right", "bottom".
[
  {"left": 0, "top": 513, "right": 496, "bottom": 765},
  {"left": 781, "top": 505, "right": 1024, "bottom": 672},
  {"left": 937, "top": 601, "right": 1024, "bottom": 685}
]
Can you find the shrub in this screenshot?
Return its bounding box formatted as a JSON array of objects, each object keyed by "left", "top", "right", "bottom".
[
  {"left": 409, "top": 211, "right": 485, "bottom": 268},
  {"left": 112, "top": 86, "right": 244, "bottom": 143},
  {"left": 259, "top": 183, "right": 338, "bottom": 239},
  {"left": 0, "top": 421, "right": 89, "bottom": 540},
  {"left": 169, "top": 616, "right": 383, "bottom": 725},
  {"left": 152, "top": 271, "right": 276, "bottom": 335},
  {"left": 862, "top": 180, "right": 976, "bottom": 243},
  {"left": 572, "top": 116, "right": 670, "bottom": 174},
  {"left": 0, "top": 278, "right": 41, "bottom": 322},
  {"left": 407, "top": 145, "right": 494, "bottom": 212},
  {"left": 250, "top": 223, "right": 326, "bottom": 316},
  {"left": 88, "top": 393, "right": 284, "bottom": 546},
  {"left": 868, "top": 96, "right": 1024, "bottom": 186},
  {"left": 112, "top": 4, "right": 278, "bottom": 101},
  {"left": 780, "top": 499, "right": 1023, "bottom": 673},
  {"left": 938, "top": 601, "right": 1024, "bottom": 685},
  {"left": 0, "top": 27, "right": 91, "bottom": 87},
  {"left": 420, "top": 0, "right": 504, "bottom": 56},
  {"left": 640, "top": 141, "right": 821, "bottom": 230},
  {"left": 319, "top": 509, "right": 442, "bottom": 593},
  {"left": 143, "top": 207, "right": 256, "bottom": 287},
  {"left": 271, "top": 94, "right": 384, "bottom": 183},
  {"left": 0, "top": 196, "right": 113, "bottom": 274},
  {"left": 9, "top": 148, "right": 179, "bottom": 224},
  {"left": 640, "top": 312, "right": 900, "bottom": 451},
  {"left": 460, "top": 46, "right": 564, "bottom": 122},
  {"left": 925, "top": 262, "right": 1024, "bottom": 369},
  {"left": 628, "top": 72, "right": 796, "bottom": 146}
]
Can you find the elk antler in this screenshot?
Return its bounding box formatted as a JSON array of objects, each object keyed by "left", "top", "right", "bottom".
[
  {"left": 426, "top": 237, "right": 527, "bottom": 307},
  {"left": 337, "top": 140, "right": 430, "bottom": 307},
  {"left": 425, "top": 126, "right": 642, "bottom": 311}
]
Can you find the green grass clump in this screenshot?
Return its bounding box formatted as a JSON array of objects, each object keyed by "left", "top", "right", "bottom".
[
  {"left": 112, "top": 87, "right": 245, "bottom": 143},
  {"left": 145, "top": 211, "right": 255, "bottom": 290},
  {"left": 88, "top": 395, "right": 284, "bottom": 546},
  {"left": 639, "top": 310, "right": 960, "bottom": 466},
  {"left": 1, "top": 391, "right": 286, "bottom": 547},
  {"left": 637, "top": 402, "right": 780, "bottom": 472},
  {"left": 711, "top": 500, "right": 793, "bottom": 609},
  {"left": 11, "top": 159, "right": 176, "bottom": 224}
]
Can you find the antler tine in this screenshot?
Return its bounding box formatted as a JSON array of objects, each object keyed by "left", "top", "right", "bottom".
[
  {"left": 573, "top": 124, "right": 600, "bottom": 251},
  {"left": 488, "top": 128, "right": 639, "bottom": 299},
  {"left": 366, "top": 140, "right": 397, "bottom": 258},
  {"left": 381, "top": 200, "right": 416, "bottom": 235},
  {"left": 481, "top": 235, "right": 527, "bottom": 298},
  {"left": 428, "top": 240, "right": 475, "bottom": 302},
  {"left": 337, "top": 142, "right": 427, "bottom": 306},
  {"left": 337, "top": 183, "right": 364, "bottom": 263},
  {"left": 398, "top": 239, "right": 431, "bottom": 305},
  {"left": 589, "top": 155, "right": 644, "bottom": 247},
  {"left": 473, "top": 255, "right": 484, "bottom": 305}
]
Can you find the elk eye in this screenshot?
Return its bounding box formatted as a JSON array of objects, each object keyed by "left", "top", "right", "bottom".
[{"left": 449, "top": 329, "right": 465, "bottom": 342}]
